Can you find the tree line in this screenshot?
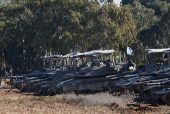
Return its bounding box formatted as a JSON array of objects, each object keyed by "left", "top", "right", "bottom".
[{"left": 0, "top": 0, "right": 170, "bottom": 76}]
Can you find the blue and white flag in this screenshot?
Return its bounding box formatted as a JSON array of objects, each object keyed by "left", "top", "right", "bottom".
[{"left": 127, "top": 46, "right": 133, "bottom": 55}]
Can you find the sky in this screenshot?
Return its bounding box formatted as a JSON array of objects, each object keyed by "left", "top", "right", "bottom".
[{"left": 114, "top": 0, "right": 121, "bottom": 6}]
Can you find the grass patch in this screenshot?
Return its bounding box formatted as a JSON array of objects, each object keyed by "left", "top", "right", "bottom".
[
  {"left": 16, "top": 96, "right": 64, "bottom": 105},
  {"left": 62, "top": 92, "right": 135, "bottom": 106},
  {"left": 7, "top": 99, "right": 13, "bottom": 104},
  {"left": 30, "top": 96, "right": 45, "bottom": 102},
  {"left": 18, "top": 99, "right": 25, "bottom": 104},
  {"left": 2, "top": 92, "right": 135, "bottom": 107},
  {"left": 62, "top": 93, "right": 83, "bottom": 105},
  {"left": 1, "top": 98, "right": 14, "bottom": 104}
]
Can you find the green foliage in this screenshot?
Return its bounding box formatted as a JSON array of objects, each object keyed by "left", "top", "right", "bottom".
[
  {"left": 0, "top": 0, "right": 169, "bottom": 75},
  {"left": 129, "top": 2, "right": 159, "bottom": 33},
  {"left": 137, "top": 7, "right": 170, "bottom": 49},
  {"left": 138, "top": 63, "right": 144, "bottom": 67},
  {"left": 156, "top": 57, "right": 162, "bottom": 61},
  {"left": 138, "top": 62, "right": 144, "bottom": 69}
]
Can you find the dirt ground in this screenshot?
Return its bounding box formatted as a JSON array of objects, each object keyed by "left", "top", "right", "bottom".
[{"left": 0, "top": 88, "right": 170, "bottom": 114}]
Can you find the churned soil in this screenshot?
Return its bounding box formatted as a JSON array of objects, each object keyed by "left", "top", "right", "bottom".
[{"left": 0, "top": 89, "right": 170, "bottom": 114}]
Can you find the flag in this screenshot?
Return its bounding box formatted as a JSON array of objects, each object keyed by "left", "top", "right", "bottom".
[{"left": 127, "top": 46, "right": 133, "bottom": 55}]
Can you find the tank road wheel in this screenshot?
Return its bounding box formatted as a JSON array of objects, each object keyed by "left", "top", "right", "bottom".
[
  {"left": 156, "top": 94, "right": 165, "bottom": 105},
  {"left": 108, "top": 86, "right": 113, "bottom": 94},
  {"left": 152, "top": 94, "right": 160, "bottom": 106},
  {"left": 47, "top": 88, "right": 54, "bottom": 96},
  {"left": 58, "top": 88, "right": 63, "bottom": 94},
  {"left": 162, "top": 93, "right": 170, "bottom": 105},
  {"left": 143, "top": 91, "right": 153, "bottom": 104}
]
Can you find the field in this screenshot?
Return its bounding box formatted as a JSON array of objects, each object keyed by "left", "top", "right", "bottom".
[{"left": 0, "top": 88, "right": 170, "bottom": 114}]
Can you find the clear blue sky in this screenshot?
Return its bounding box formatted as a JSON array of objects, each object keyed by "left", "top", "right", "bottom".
[{"left": 114, "top": 0, "right": 121, "bottom": 6}]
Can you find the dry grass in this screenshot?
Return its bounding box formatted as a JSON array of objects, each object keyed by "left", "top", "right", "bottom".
[
  {"left": 13, "top": 95, "right": 65, "bottom": 105},
  {"left": 62, "top": 92, "right": 135, "bottom": 106},
  {"left": 1, "top": 92, "right": 134, "bottom": 107},
  {"left": 0, "top": 89, "right": 170, "bottom": 114},
  {"left": 0, "top": 95, "right": 64, "bottom": 106}
]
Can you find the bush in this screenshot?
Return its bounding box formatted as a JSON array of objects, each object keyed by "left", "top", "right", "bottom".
[
  {"left": 138, "top": 63, "right": 144, "bottom": 69},
  {"left": 156, "top": 57, "right": 162, "bottom": 63}
]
